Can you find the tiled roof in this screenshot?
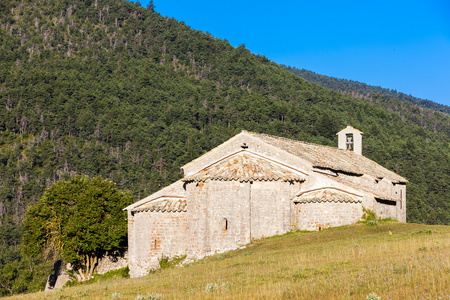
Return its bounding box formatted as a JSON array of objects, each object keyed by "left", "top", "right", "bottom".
[
  {"left": 246, "top": 131, "right": 407, "bottom": 183},
  {"left": 183, "top": 153, "right": 306, "bottom": 183},
  {"left": 132, "top": 198, "right": 187, "bottom": 213},
  {"left": 293, "top": 188, "right": 362, "bottom": 204}
]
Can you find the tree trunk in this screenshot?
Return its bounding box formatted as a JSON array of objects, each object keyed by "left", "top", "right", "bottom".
[{"left": 75, "top": 254, "right": 98, "bottom": 281}]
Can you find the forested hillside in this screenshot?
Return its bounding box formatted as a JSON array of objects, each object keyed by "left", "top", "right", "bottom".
[
  {"left": 285, "top": 66, "right": 450, "bottom": 114},
  {"left": 0, "top": 0, "right": 449, "bottom": 295}
]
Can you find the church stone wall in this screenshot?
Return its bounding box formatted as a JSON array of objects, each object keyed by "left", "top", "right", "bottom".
[
  {"left": 374, "top": 200, "right": 397, "bottom": 220},
  {"left": 186, "top": 180, "right": 253, "bottom": 258},
  {"left": 128, "top": 210, "right": 187, "bottom": 278},
  {"left": 296, "top": 202, "right": 363, "bottom": 231},
  {"left": 250, "top": 181, "right": 299, "bottom": 239},
  {"left": 203, "top": 181, "right": 251, "bottom": 253},
  {"left": 96, "top": 251, "right": 128, "bottom": 275},
  {"left": 331, "top": 173, "right": 406, "bottom": 222},
  {"left": 185, "top": 181, "right": 210, "bottom": 258},
  {"left": 185, "top": 180, "right": 301, "bottom": 258},
  {"left": 395, "top": 184, "right": 407, "bottom": 222}
]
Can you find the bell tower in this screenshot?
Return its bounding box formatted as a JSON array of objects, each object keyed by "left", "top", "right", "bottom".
[{"left": 337, "top": 126, "right": 363, "bottom": 155}]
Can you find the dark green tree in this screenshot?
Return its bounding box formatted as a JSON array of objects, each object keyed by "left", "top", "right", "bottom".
[
  {"left": 147, "top": 0, "right": 155, "bottom": 12},
  {"left": 22, "top": 176, "right": 133, "bottom": 281}
]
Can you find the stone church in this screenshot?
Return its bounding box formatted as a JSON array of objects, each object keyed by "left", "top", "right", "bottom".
[{"left": 124, "top": 127, "right": 407, "bottom": 278}]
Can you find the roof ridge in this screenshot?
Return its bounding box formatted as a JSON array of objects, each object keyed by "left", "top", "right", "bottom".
[
  {"left": 246, "top": 130, "right": 349, "bottom": 153},
  {"left": 246, "top": 131, "right": 407, "bottom": 183}
]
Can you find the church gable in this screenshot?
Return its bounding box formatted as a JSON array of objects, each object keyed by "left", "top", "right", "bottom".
[
  {"left": 183, "top": 151, "right": 307, "bottom": 183},
  {"left": 125, "top": 180, "right": 186, "bottom": 211},
  {"left": 181, "top": 132, "right": 251, "bottom": 176}
]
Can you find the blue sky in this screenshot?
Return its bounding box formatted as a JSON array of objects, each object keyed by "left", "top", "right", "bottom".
[{"left": 138, "top": 0, "right": 450, "bottom": 107}]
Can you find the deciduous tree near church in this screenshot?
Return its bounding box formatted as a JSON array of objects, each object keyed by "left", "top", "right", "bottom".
[{"left": 22, "top": 176, "right": 133, "bottom": 281}]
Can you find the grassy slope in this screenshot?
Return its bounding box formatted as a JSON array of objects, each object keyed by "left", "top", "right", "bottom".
[{"left": 8, "top": 222, "right": 450, "bottom": 300}]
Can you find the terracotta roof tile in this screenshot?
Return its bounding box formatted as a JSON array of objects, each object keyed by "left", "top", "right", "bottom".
[
  {"left": 132, "top": 198, "right": 187, "bottom": 213},
  {"left": 183, "top": 153, "right": 306, "bottom": 183},
  {"left": 293, "top": 189, "right": 361, "bottom": 204}
]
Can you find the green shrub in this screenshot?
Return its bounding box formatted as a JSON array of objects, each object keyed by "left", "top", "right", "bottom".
[
  {"left": 216, "top": 254, "right": 227, "bottom": 261},
  {"left": 367, "top": 219, "right": 379, "bottom": 227},
  {"left": 158, "top": 255, "right": 170, "bottom": 269},
  {"left": 361, "top": 208, "right": 380, "bottom": 227},
  {"left": 159, "top": 254, "right": 187, "bottom": 269},
  {"left": 361, "top": 207, "right": 377, "bottom": 222}
]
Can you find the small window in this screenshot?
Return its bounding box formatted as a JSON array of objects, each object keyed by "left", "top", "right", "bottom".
[
  {"left": 376, "top": 198, "right": 396, "bottom": 206},
  {"left": 223, "top": 218, "right": 228, "bottom": 231}
]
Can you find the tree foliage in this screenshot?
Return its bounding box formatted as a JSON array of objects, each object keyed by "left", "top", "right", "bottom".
[
  {"left": 22, "top": 176, "right": 133, "bottom": 281},
  {"left": 284, "top": 66, "right": 450, "bottom": 114},
  {"left": 0, "top": 259, "right": 52, "bottom": 296}
]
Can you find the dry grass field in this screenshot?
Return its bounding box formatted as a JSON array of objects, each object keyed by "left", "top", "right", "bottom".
[{"left": 7, "top": 222, "right": 450, "bottom": 300}]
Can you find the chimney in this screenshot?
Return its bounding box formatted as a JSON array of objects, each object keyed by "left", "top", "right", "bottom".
[{"left": 337, "top": 126, "right": 363, "bottom": 155}]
